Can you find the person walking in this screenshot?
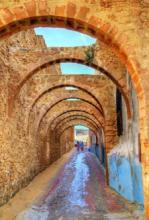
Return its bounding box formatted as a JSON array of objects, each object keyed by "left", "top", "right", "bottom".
[
  {"left": 80, "top": 141, "right": 84, "bottom": 151},
  {"left": 76, "top": 141, "right": 80, "bottom": 152}
]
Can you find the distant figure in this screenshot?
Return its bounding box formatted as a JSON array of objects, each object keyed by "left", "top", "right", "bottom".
[
  {"left": 74, "top": 141, "right": 77, "bottom": 148},
  {"left": 80, "top": 141, "right": 84, "bottom": 151},
  {"left": 76, "top": 141, "right": 80, "bottom": 152},
  {"left": 88, "top": 146, "right": 91, "bottom": 152}
]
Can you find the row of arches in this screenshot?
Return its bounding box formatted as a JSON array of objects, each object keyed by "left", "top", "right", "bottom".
[{"left": 0, "top": 1, "right": 148, "bottom": 217}]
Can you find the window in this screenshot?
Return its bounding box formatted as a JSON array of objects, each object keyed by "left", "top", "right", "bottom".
[{"left": 116, "top": 89, "right": 123, "bottom": 136}]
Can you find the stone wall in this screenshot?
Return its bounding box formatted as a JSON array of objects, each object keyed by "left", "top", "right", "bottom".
[
  {"left": 89, "top": 129, "right": 106, "bottom": 166},
  {"left": 0, "top": 30, "right": 68, "bottom": 205},
  {"left": 0, "top": 27, "right": 118, "bottom": 205},
  {"left": 108, "top": 75, "right": 144, "bottom": 205},
  {"left": 0, "top": 0, "right": 147, "bottom": 213},
  {"left": 60, "top": 127, "right": 74, "bottom": 156}
]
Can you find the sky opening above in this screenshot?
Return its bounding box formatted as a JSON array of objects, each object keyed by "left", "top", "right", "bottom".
[
  {"left": 35, "top": 28, "right": 96, "bottom": 75},
  {"left": 34, "top": 27, "right": 96, "bottom": 47},
  {"left": 34, "top": 28, "right": 93, "bottom": 130},
  {"left": 66, "top": 98, "right": 80, "bottom": 101},
  {"left": 65, "top": 86, "right": 78, "bottom": 90},
  {"left": 61, "top": 63, "right": 95, "bottom": 75},
  {"left": 75, "top": 125, "right": 89, "bottom": 130}
]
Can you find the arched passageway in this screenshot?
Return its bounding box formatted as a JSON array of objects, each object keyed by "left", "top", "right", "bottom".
[{"left": 0, "top": 1, "right": 148, "bottom": 219}]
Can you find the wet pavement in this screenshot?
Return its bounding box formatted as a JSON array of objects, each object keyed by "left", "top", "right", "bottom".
[{"left": 17, "top": 151, "right": 145, "bottom": 220}]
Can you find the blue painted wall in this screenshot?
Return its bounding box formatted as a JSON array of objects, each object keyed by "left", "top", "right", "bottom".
[
  {"left": 132, "top": 159, "right": 144, "bottom": 204},
  {"left": 108, "top": 153, "right": 144, "bottom": 205},
  {"left": 90, "top": 144, "right": 96, "bottom": 155},
  {"left": 90, "top": 144, "right": 106, "bottom": 167}
]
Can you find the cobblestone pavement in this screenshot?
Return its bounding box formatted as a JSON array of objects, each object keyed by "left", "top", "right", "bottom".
[{"left": 17, "top": 151, "right": 145, "bottom": 220}]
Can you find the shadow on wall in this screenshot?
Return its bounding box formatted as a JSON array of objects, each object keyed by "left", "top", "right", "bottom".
[{"left": 90, "top": 144, "right": 106, "bottom": 168}]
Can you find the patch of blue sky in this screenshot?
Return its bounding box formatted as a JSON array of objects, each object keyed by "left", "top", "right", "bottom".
[
  {"left": 34, "top": 27, "right": 96, "bottom": 47},
  {"left": 75, "top": 125, "right": 89, "bottom": 130},
  {"left": 61, "top": 63, "right": 95, "bottom": 75},
  {"left": 66, "top": 98, "right": 80, "bottom": 101},
  {"left": 34, "top": 28, "right": 95, "bottom": 75},
  {"left": 65, "top": 86, "right": 78, "bottom": 90}
]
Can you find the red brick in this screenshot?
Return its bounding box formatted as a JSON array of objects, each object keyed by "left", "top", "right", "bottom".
[
  {"left": 38, "top": 0, "right": 49, "bottom": 15},
  {"left": 11, "top": 6, "right": 28, "bottom": 20},
  {"left": 77, "top": 6, "right": 90, "bottom": 20},
  {"left": 88, "top": 16, "right": 102, "bottom": 27},
  {"left": 24, "top": 1, "right": 37, "bottom": 17},
  {"left": 55, "top": 5, "right": 66, "bottom": 17},
  {"left": 0, "top": 8, "right": 16, "bottom": 24},
  {"left": 67, "top": 2, "right": 77, "bottom": 18}
]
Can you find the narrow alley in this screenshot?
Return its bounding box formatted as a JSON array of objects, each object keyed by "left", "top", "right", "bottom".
[
  {"left": 0, "top": 1, "right": 149, "bottom": 219},
  {"left": 11, "top": 151, "right": 144, "bottom": 220}
]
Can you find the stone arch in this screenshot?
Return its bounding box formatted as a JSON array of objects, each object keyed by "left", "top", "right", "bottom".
[
  {"left": 12, "top": 58, "right": 129, "bottom": 118},
  {"left": 36, "top": 101, "right": 105, "bottom": 168},
  {"left": 37, "top": 109, "right": 102, "bottom": 167},
  {"left": 18, "top": 75, "right": 114, "bottom": 135},
  {"left": 49, "top": 109, "right": 104, "bottom": 132},
  {"left": 15, "top": 75, "right": 108, "bottom": 119},
  {"left": 49, "top": 117, "right": 98, "bottom": 160},
  {"left": 37, "top": 100, "right": 104, "bottom": 137},
  {"left": 0, "top": 1, "right": 148, "bottom": 213},
  {"left": 0, "top": 3, "right": 145, "bottom": 126},
  {"left": 0, "top": 1, "right": 145, "bottom": 134},
  {"left": 52, "top": 114, "right": 101, "bottom": 132},
  {"left": 46, "top": 119, "right": 98, "bottom": 166},
  {"left": 56, "top": 114, "right": 102, "bottom": 144},
  {"left": 55, "top": 115, "right": 100, "bottom": 133},
  {"left": 38, "top": 109, "right": 102, "bottom": 169},
  {"left": 30, "top": 84, "right": 104, "bottom": 114},
  {"left": 37, "top": 101, "right": 104, "bottom": 144},
  {"left": 12, "top": 46, "right": 126, "bottom": 103},
  {"left": 56, "top": 116, "right": 100, "bottom": 146},
  {"left": 59, "top": 119, "right": 98, "bottom": 138},
  {"left": 28, "top": 86, "right": 105, "bottom": 134},
  {"left": 46, "top": 110, "right": 104, "bottom": 161}
]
